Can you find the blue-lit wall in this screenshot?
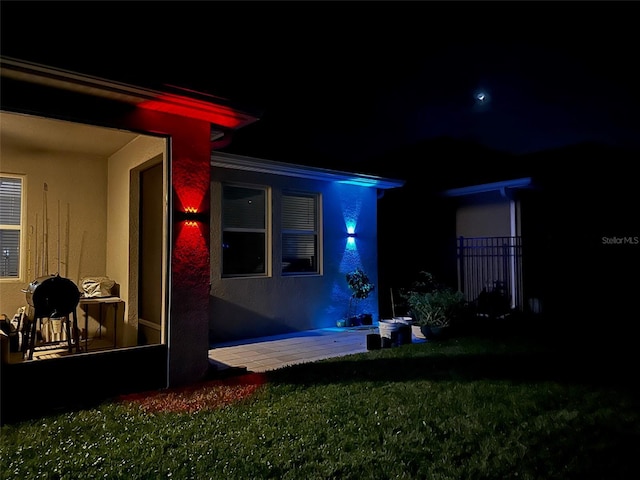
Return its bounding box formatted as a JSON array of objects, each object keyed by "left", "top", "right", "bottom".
[
  {"left": 209, "top": 166, "right": 381, "bottom": 343},
  {"left": 324, "top": 181, "right": 380, "bottom": 325}
]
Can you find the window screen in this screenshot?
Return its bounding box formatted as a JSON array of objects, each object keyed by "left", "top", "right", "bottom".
[{"left": 282, "top": 192, "right": 319, "bottom": 274}]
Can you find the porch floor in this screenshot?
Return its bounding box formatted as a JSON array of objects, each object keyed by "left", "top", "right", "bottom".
[{"left": 208, "top": 325, "right": 416, "bottom": 373}]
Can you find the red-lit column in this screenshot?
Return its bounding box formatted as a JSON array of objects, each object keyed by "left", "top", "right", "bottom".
[{"left": 170, "top": 120, "right": 211, "bottom": 385}]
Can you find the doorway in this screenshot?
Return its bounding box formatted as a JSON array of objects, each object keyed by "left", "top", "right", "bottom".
[{"left": 136, "top": 160, "right": 164, "bottom": 345}]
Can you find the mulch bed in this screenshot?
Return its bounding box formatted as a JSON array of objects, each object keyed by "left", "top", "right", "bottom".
[{"left": 115, "top": 372, "right": 267, "bottom": 414}]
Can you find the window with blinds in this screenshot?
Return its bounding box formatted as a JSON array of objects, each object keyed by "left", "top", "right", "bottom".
[
  {"left": 0, "top": 175, "right": 24, "bottom": 279},
  {"left": 222, "top": 184, "right": 268, "bottom": 276},
  {"left": 282, "top": 192, "right": 319, "bottom": 274}
]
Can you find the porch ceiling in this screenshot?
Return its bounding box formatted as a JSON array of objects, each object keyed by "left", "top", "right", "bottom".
[{"left": 0, "top": 111, "right": 139, "bottom": 157}]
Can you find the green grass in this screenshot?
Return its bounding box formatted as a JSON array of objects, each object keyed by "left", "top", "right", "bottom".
[{"left": 2, "top": 329, "right": 639, "bottom": 479}]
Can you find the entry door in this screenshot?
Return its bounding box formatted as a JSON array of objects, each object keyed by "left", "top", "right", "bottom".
[{"left": 138, "top": 162, "right": 163, "bottom": 344}]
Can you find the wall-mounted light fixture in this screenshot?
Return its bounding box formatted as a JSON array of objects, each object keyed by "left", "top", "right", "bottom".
[
  {"left": 175, "top": 208, "right": 208, "bottom": 225},
  {"left": 344, "top": 221, "right": 359, "bottom": 251},
  {"left": 346, "top": 228, "right": 358, "bottom": 249}
]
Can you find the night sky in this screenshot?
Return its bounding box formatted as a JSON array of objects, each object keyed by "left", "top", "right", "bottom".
[
  {"left": 2, "top": 1, "right": 639, "bottom": 175},
  {"left": 2, "top": 1, "right": 639, "bottom": 330}
]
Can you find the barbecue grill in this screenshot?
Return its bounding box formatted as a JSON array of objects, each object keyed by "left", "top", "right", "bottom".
[{"left": 22, "top": 273, "right": 81, "bottom": 359}]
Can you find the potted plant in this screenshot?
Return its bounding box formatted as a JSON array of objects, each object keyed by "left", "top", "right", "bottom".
[
  {"left": 344, "top": 267, "right": 375, "bottom": 327},
  {"left": 400, "top": 271, "right": 465, "bottom": 340}
]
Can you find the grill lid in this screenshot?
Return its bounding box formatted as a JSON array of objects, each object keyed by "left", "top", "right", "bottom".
[{"left": 23, "top": 274, "right": 81, "bottom": 318}]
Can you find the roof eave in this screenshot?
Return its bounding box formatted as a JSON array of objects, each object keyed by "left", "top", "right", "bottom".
[
  {"left": 0, "top": 56, "right": 260, "bottom": 130},
  {"left": 442, "top": 177, "right": 533, "bottom": 197},
  {"left": 212, "top": 151, "right": 405, "bottom": 189}
]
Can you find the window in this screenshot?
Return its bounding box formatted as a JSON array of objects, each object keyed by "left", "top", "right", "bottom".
[
  {"left": 222, "top": 184, "right": 268, "bottom": 276},
  {"left": 0, "top": 175, "right": 24, "bottom": 280},
  {"left": 282, "top": 192, "right": 320, "bottom": 274}
]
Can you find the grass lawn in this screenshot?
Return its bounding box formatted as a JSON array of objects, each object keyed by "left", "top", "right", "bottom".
[{"left": 2, "top": 325, "right": 639, "bottom": 479}]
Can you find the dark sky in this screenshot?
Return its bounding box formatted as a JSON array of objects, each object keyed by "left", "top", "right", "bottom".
[{"left": 2, "top": 1, "right": 639, "bottom": 171}]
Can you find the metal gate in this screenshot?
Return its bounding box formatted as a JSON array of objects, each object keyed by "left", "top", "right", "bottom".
[{"left": 457, "top": 236, "right": 524, "bottom": 317}]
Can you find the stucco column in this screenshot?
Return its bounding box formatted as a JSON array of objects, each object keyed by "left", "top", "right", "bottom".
[{"left": 168, "top": 120, "right": 212, "bottom": 386}]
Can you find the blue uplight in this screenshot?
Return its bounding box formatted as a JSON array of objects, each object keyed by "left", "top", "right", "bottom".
[{"left": 345, "top": 223, "right": 357, "bottom": 249}]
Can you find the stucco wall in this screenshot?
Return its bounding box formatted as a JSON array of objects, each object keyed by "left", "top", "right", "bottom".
[
  {"left": 455, "top": 191, "right": 513, "bottom": 238},
  {"left": 0, "top": 144, "right": 108, "bottom": 316},
  {"left": 209, "top": 167, "right": 380, "bottom": 343}
]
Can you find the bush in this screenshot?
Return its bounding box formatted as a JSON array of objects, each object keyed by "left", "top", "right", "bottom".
[
  {"left": 345, "top": 268, "right": 374, "bottom": 320},
  {"left": 401, "top": 271, "right": 465, "bottom": 328}
]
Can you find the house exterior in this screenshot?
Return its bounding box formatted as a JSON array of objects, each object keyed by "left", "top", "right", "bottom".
[
  {"left": 440, "top": 144, "right": 639, "bottom": 332},
  {"left": 208, "top": 152, "right": 403, "bottom": 343},
  {"left": 0, "top": 57, "right": 404, "bottom": 424},
  {"left": 442, "top": 178, "right": 533, "bottom": 315}
]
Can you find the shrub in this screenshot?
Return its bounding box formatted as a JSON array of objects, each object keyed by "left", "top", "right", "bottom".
[
  {"left": 345, "top": 267, "right": 374, "bottom": 318},
  {"left": 401, "top": 271, "right": 465, "bottom": 328}
]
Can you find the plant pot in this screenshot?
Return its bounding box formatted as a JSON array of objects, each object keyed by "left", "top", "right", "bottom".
[
  {"left": 397, "top": 324, "right": 412, "bottom": 345},
  {"left": 420, "top": 325, "right": 450, "bottom": 341},
  {"left": 412, "top": 324, "right": 426, "bottom": 341},
  {"left": 379, "top": 319, "right": 402, "bottom": 347},
  {"left": 360, "top": 313, "right": 373, "bottom": 325},
  {"left": 366, "top": 333, "right": 381, "bottom": 350},
  {"left": 347, "top": 316, "right": 361, "bottom": 327}
]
